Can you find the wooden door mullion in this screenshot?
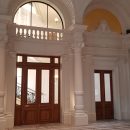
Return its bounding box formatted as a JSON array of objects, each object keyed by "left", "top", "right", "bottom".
[
  {"left": 101, "top": 71, "right": 106, "bottom": 120},
  {"left": 21, "top": 67, "right": 27, "bottom": 124},
  {"left": 50, "top": 68, "right": 54, "bottom": 122},
  {"left": 36, "top": 69, "right": 41, "bottom": 123}
]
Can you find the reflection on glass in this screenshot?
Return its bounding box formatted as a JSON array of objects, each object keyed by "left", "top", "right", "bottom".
[
  {"left": 27, "top": 69, "right": 36, "bottom": 104},
  {"left": 48, "top": 6, "right": 62, "bottom": 29},
  {"left": 16, "top": 68, "right": 22, "bottom": 105},
  {"left": 27, "top": 56, "right": 50, "bottom": 63},
  {"left": 104, "top": 74, "right": 111, "bottom": 101},
  {"left": 41, "top": 70, "right": 50, "bottom": 103},
  {"left": 54, "top": 69, "right": 59, "bottom": 104},
  {"left": 54, "top": 58, "right": 59, "bottom": 64},
  {"left": 94, "top": 73, "right": 101, "bottom": 102},
  {"left": 17, "top": 56, "right": 23, "bottom": 62},
  {"left": 14, "top": 3, "right": 31, "bottom": 26},
  {"left": 14, "top": 2, "right": 63, "bottom": 29},
  {"left": 32, "top": 2, "right": 47, "bottom": 28}
]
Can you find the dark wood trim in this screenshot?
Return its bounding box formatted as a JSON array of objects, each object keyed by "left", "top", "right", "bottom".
[
  {"left": 15, "top": 54, "right": 60, "bottom": 125},
  {"left": 95, "top": 70, "right": 114, "bottom": 120}
]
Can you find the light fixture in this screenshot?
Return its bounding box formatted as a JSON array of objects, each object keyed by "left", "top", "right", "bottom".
[{"left": 54, "top": 18, "right": 59, "bottom": 22}]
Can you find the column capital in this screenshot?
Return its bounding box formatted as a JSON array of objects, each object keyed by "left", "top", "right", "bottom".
[
  {"left": 69, "top": 24, "right": 87, "bottom": 49},
  {"left": 69, "top": 24, "right": 87, "bottom": 32}
]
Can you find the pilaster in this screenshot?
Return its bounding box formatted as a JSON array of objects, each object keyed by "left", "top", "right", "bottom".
[{"left": 0, "top": 15, "right": 12, "bottom": 130}]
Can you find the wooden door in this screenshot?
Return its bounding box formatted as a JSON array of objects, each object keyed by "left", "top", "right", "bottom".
[
  {"left": 94, "top": 70, "right": 114, "bottom": 120},
  {"left": 15, "top": 55, "right": 60, "bottom": 125}
]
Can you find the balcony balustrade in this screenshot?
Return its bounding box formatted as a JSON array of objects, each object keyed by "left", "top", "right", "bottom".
[{"left": 8, "top": 24, "right": 71, "bottom": 42}]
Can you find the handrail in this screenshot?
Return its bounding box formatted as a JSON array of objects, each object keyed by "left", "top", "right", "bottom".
[{"left": 16, "top": 83, "right": 44, "bottom": 103}]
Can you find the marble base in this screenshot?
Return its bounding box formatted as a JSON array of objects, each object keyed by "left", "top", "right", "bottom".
[
  {"left": 72, "top": 112, "right": 88, "bottom": 126},
  {"left": 63, "top": 112, "right": 72, "bottom": 125},
  {"left": 0, "top": 115, "right": 6, "bottom": 130}
]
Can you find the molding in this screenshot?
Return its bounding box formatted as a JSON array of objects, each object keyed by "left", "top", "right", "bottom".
[
  {"left": 83, "top": 47, "right": 128, "bottom": 57},
  {"left": 0, "top": 91, "right": 5, "bottom": 97},
  {"left": 72, "top": 112, "right": 88, "bottom": 126},
  {"left": 69, "top": 24, "right": 87, "bottom": 32},
  {"left": 0, "top": 108, "right": 4, "bottom": 113},
  {"left": 74, "top": 91, "right": 84, "bottom": 95}
]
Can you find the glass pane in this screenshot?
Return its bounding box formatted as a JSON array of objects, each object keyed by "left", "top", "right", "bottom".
[
  {"left": 27, "top": 69, "right": 36, "bottom": 104},
  {"left": 94, "top": 73, "right": 101, "bottom": 102},
  {"left": 27, "top": 56, "right": 50, "bottom": 63},
  {"left": 32, "top": 2, "right": 47, "bottom": 28},
  {"left": 41, "top": 70, "right": 50, "bottom": 103},
  {"left": 16, "top": 68, "right": 22, "bottom": 105},
  {"left": 54, "top": 69, "right": 59, "bottom": 104},
  {"left": 54, "top": 58, "right": 59, "bottom": 64},
  {"left": 104, "top": 74, "right": 111, "bottom": 101},
  {"left": 14, "top": 3, "right": 31, "bottom": 26},
  {"left": 17, "top": 56, "right": 23, "bottom": 62},
  {"left": 48, "top": 6, "right": 62, "bottom": 29}
]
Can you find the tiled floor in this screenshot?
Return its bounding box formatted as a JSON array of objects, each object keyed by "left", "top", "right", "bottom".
[{"left": 12, "top": 120, "right": 130, "bottom": 130}]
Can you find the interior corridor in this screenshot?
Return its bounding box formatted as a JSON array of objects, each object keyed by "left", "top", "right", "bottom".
[{"left": 11, "top": 121, "right": 130, "bottom": 130}]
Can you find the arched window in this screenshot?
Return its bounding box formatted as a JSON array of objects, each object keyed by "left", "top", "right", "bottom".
[{"left": 14, "top": 2, "right": 64, "bottom": 29}]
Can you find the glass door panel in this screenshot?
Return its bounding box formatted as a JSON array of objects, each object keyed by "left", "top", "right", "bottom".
[
  {"left": 54, "top": 69, "right": 59, "bottom": 104},
  {"left": 94, "top": 70, "right": 113, "bottom": 120},
  {"left": 27, "top": 69, "right": 36, "bottom": 104},
  {"left": 104, "top": 74, "right": 111, "bottom": 102},
  {"left": 16, "top": 68, "right": 22, "bottom": 105},
  {"left": 94, "top": 73, "right": 101, "bottom": 102},
  {"left": 41, "top": 70, "right": 50, "bottom": 103}
]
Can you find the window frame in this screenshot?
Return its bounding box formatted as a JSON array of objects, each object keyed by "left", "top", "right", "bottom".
[{"left": 14, "top": 1, "right": 64, "bottom": 29}]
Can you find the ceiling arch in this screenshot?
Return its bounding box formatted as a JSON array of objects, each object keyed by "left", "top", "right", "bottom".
[
  {"left": 83, "top": 0, "right": 130, "bottom": 34},
  {"left": 84, "top": 8, "right": 122, "bottom": 33}
]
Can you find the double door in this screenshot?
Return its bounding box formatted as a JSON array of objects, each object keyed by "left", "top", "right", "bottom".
[
  {"left": 94, "top": 70, "right": 114, "bottom": 120},
  {"left": 15, "top": 55, "right": 60, "bottom": 125}
]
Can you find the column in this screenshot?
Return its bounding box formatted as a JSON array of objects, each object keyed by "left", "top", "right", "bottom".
[
  {"left": 0, "top": 15, "right": 11, "bottom": 130},
  {"left": 70, "top": 24, "right": 88, "bottom": 126}
]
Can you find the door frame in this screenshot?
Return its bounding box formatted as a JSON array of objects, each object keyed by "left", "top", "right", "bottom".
[
  {"left": 94, "top": 70, "right": 114, "bottom": 120},
  {"left": 93, "top": 57, "right": 122, "bottom": 120},
  {"left": 14, "top": 54, "right": 61, "bottom": 125}
]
